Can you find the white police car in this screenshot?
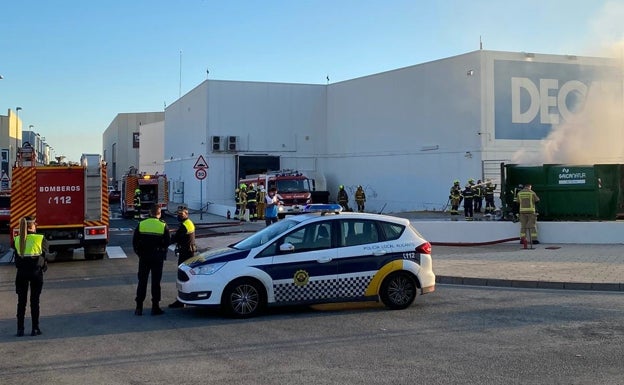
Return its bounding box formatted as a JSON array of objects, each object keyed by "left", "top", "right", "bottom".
[{"left": 176, "top": 204, "right": 435, "bottom": 317}]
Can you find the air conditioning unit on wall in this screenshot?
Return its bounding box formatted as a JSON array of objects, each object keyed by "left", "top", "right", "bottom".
[
  {"left": 211, "top": 136, "right": 222, "bottom": 152},
  {"left": 228, "top": 136, "right": 238, "bottom": 151}
]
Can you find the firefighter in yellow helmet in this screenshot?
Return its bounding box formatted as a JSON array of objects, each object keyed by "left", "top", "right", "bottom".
[
  {"left": 237, "top": 183, "right": 247, "bottom": 221},
  {"left": 133, "top": 188, "right": 142, "bottom": 219},
  {"left": 449, "top": 180, "right": 462, "bottom": 215},
  {"left": 355, "top": 185, "right": 366, "bottom": 212},
  {"left": 517, "top": 183, "right": 540, "bottom": 245},
  {"left": 246, "top": 183, "right": 258, "bottom": 222},
  {"left": 337, "top": 185, "right": 349, "bottom": 211}
]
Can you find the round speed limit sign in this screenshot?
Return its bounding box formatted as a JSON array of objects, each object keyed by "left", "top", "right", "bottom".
[{"left": 195, "top": 168, "right": 207, "bottom": 180}]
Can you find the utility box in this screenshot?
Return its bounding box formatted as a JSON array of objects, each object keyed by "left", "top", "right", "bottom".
[{"left": 501, "top": 163, "right": 624, "bottom": 221}]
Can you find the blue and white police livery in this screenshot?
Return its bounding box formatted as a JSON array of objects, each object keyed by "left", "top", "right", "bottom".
[{"left": 176, "top": 204, "right": 435, "bottom": 317}]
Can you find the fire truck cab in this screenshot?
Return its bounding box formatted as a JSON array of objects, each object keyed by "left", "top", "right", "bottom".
[{"left": 239, "top": 170, "right": 328, "bottom": 218}]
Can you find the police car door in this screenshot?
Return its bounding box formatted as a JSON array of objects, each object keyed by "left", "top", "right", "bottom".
[
  {"left": 263, "top": 220, "right": 338, "bottom": 305},
  {"left": 335, "top": 219, "right": 388, "bottom": 301}
]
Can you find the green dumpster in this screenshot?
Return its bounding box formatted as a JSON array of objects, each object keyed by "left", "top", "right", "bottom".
[{"left": 502, "top": 163, "right": 624, "bottom": 221}]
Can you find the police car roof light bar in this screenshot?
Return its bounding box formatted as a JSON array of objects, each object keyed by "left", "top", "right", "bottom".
[{"left": 304, "top": 203, "right": 342, "bottom": 215}]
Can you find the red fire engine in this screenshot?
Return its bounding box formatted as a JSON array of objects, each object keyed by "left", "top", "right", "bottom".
[
  {"left": 239, "top": 170, "right": 328, "bottom": 218},
  {"left": 10, "top": 143, "right": 109, "bottom": 259}
]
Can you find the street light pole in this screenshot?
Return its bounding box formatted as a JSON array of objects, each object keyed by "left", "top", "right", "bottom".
[{"left": 15, "top": 107, "right": 22, "bottom": 162}]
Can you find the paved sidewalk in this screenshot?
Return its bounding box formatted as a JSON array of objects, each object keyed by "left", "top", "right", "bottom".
[{"left": 173, "top": 208, "right": 624, "bottom": 292}]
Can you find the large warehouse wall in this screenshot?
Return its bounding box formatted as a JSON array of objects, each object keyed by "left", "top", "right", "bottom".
[
  {"left": 164, "top": 80, "right": 326, "bottom": 213},
  {"left": 325, "top": 51, "right": 483, "bottom": 212}
]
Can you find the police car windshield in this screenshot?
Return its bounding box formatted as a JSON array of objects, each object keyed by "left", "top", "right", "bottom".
[{"left": 233, "top": 219, "right": 299, "bottom": 250}]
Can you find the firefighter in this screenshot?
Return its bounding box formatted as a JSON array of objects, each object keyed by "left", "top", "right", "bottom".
[
  {"left": 484, "top": 179, "right": 497, "bottom": 214},
  {"left": 237, "top": 184, "right": 247, "bottom": 221},
  {"left": 233, "top": 188, "right": 240, "bottom": 219},
  {"left": 355, "top": 185, "right": 366, "bottom": 212},
  {"left": 473, "top": 179, "right": 484, "bottom": 213},
  {"left": 256, "top": 185, "right": 266, "bottom": 220},
  {"left": 462, "top": 182, "right": 474, "bottom": 221},
  {"left": 517, "top": 183, "right": 540, "bottom": 245},
  {"left": 246, "top": 183, "right": 258, "bottom": 222},
  {"left": 337, "top": 185, "right": 349, "bottom": 211},
  {"left": 512, "top": 184, "right": 523, "bottom": 222},
  {"left": 133, "top": 188, "right": 142, "bottom": 219},
  {"left": 449, "top": 180, "right": 462, "bottom": 215}
]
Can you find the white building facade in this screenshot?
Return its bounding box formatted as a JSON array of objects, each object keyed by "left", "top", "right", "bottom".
[{"left": 161, "top": 50, "right": 622, "bottom": 215}]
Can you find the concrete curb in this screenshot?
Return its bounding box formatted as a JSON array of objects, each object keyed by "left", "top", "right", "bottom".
[{"left": 436, "top": 276, "right": 624, "bottom": 291}]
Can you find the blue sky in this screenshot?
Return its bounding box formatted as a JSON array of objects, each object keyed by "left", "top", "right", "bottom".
[{"left": 1, "top": 0, "right": 622, "bottom": 162}]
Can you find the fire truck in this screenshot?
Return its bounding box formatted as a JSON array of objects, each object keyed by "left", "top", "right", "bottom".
[
  {"left": 120, "top": 168, "right": 169, "bottom": 218},
  {"left": 10, "top": 143, "right": 109, "bottom": 259},
  {"left": 239, "top": 169, "right": 329, "bottom": 218}
]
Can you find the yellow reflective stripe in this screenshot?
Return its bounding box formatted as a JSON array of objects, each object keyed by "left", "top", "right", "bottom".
[{"left": 364, "top": 260, "right": 403, "bottom": 297}]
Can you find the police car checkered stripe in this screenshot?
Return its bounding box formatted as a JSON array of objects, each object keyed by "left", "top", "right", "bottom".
[{"left": 273, "top": 272, "right": 374, "bottom": 303}]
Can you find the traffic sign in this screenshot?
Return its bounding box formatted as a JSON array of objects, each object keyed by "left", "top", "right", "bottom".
[
  {"left": 195, "top": 168, "right": 207, "bottom": 180},
  {"left": 193, "top": 155, "right": 208, "bottom": 169}
]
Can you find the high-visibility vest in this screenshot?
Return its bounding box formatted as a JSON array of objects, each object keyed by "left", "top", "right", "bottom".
[
  {"left": 139, "top": 218, "right": 167, "bottom": 235},
  {"left": 517, "top": 190, "right": 537, "bottom": 213},
  {"left": 14, "top": 234, "right": 44, "bottom": 257}
]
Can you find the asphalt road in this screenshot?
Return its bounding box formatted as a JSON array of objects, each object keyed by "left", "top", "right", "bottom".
[{"left": 1, "top": 249, "right": 623, "bottom": 384}]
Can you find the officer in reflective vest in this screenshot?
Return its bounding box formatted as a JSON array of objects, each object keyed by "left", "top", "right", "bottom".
[
  {"left": 133, "top": 206, "right": 170, "bottom": 316},
  {"left": 13, "top": 216, "right": 46, "bottom": 337},
  {"left": 517, "top": 183, "right": 540, "bottom": 244},
  {"left": 168, "top": 207, "right": 196, "bottom": 309}
]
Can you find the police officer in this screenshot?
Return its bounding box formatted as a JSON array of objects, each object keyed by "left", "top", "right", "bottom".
[
  {"left": 462, "top": 182, "right": 474, "bottom": 221},
  {"left": 13, "top": 216, "right": 46, "bottom": 337},
  {"left": 133, "top": 206, "right": 170, "bottom": 316},
  {"left": 133, "top": 188, "right": 142, "bottom": 219},
  {"left": 517, "top": 183, "right": 540, "bottom": 245},
  {"left": 355, "top": 185, "right": 366, "bottom": 212},
  {"left": 168, "top": 207, "right": 196, "bottom": 309},
  {"left": 337, "top": 185, "right": 349, "bottom": 211},
  {"left": 246, "top": 183, "right": 258, "bottom": 222},
  {"left": 449, "top": 180, "right": 462, "bottom": 215}
]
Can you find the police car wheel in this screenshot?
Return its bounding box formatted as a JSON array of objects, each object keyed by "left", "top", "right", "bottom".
[
  {"left": 222, "top": 279, "right": 265, "bottom": 318},
  {"left": 379, "top": 272, "right": 417, "bottom": 310}
]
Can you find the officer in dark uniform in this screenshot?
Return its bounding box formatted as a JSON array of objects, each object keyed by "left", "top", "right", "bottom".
[
  {"left": 168, "top": 207, "right": 196, "bottom": 308},
  {"left": 133, "top": 206, "right": 170, "bottom": 316},
  {"left": 13, "top": 216, "right": 46, "bottom": 337}
]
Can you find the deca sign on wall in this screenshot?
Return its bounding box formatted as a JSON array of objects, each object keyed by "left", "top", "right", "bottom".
[{"left": 493, "top": 60, "right": 621, "bottom": 140}]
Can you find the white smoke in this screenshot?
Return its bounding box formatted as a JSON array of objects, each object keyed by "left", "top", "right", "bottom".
[{"left": 514, "top": 2, "right": 624, "bottom": 165}]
